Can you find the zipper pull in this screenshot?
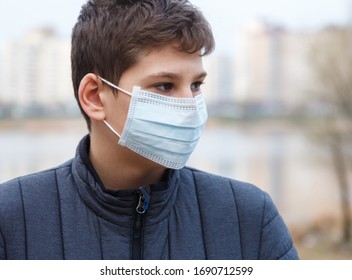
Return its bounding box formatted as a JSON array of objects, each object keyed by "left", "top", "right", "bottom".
[{"left": 136, "top": 190, "right": 149, "bottom": 214}]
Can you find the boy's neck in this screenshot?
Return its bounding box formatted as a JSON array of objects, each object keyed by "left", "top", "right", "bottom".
[{"left": 88, "top": 130, "right": 166, "bottom": 191}]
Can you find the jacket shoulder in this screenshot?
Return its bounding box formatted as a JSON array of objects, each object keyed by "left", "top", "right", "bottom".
[
  {"left": 184, "top": 166, "right": 265, "bottom": 203},
  {"left": 0, "top": 161, "right": 74, "bottom": 259},
  {"left": 0, "top": 160, "right": 72, "bottom": 197},
  {"left": 0, "top": 160, "right": 73, "bottom": 223},
  {"left": 182, "top": 167, "right": 298, "bottom": 259}
]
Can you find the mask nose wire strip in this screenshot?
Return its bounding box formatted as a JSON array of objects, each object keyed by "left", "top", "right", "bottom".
[
  {"left": 98, "top": 76, "right": 132, "bottom": 96},
  {"left": 103, "top": 120, "right": 122, "bottom": 138}
]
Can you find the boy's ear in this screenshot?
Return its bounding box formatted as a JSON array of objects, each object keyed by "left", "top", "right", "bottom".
[{"left": 78, "top": 73, "right": 106, "bottom": 121}]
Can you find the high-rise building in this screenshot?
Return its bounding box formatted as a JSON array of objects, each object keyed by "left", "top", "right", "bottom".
[
  {"left": 234, "top": 20, "right": 316, "bottom": 113},
  {"left": 202, "top": 54, "right": 234, "bottom": 104},
  {"left": 0, "top": 28, "right": 73, "bottom": 110}
]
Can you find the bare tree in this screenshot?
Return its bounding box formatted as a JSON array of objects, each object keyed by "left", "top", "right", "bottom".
[{"left": 309, "top": 26, "right": 352, "bottom": 243}]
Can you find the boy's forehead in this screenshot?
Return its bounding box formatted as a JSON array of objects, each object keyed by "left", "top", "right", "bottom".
[{"left": 128, "top": 44, "right": 205, "bottom": 76}]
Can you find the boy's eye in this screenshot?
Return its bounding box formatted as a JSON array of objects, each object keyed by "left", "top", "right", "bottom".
[
  {"left": 191, "top": 81, "right": 204, "bottom": 92},
  {"left": 155, "top": 83, "right": 173, "bottom": 92}
]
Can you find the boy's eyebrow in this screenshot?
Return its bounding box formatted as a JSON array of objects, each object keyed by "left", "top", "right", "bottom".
[
  {"left": 196, "top": 71, "right": 208, "bottom": 79},
  {"left": 141, "top": 71, "right": 208, "bottom": 81}
]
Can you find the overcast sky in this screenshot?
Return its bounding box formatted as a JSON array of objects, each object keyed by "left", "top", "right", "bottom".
[{"left": 0, "top": 0, "right": 350, "bottom": 54}]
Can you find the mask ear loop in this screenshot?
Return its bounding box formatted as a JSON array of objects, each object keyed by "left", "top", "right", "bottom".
[
  {"left": 98, "top": 76, "right": 133, "bottom": 139},
  {"left": 98, "top": 76, "right": 132, "bottom": 96},
  {"left": 103, "top": 120, "right": 122, "bottom": 138}
]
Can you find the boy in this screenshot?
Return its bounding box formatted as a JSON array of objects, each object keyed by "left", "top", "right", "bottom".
[{"left": 0, "top": 0, "right": 298, "bottom": 259}]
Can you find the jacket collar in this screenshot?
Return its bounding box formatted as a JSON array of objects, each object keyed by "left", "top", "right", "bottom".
[{"left": 72, "top": 135, "right": 180, "bottom": 226}]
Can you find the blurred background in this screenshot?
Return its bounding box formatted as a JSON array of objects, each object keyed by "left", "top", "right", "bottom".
[{"left": 0, "top": 0, "right": 352, "bottom": 259}]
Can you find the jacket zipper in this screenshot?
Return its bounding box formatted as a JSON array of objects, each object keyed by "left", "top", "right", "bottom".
[{"left": 132, "top": 190, "right": 149, "bottom": 260}]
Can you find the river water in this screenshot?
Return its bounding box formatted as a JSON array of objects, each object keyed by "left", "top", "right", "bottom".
[{"left": 0, "top": 118, "right": 348, "bottom": 231}]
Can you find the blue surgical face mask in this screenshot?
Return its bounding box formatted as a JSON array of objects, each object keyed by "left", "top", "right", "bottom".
[{"left": 99, "top": 76, "right": 208, "bottom": 169}]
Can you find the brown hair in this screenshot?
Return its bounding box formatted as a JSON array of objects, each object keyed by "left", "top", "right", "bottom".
[{"left": 71, "top": 0, "right": 215, "bottom": 129}]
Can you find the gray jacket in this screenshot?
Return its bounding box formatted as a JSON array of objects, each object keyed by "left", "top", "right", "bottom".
[{"left": 0, "top": 136, "right": 298, "bottom": 259}]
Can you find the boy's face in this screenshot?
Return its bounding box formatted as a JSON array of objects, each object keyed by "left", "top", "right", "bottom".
[{"left": 102, "top": 43, "right": 207, "bottom": 137}]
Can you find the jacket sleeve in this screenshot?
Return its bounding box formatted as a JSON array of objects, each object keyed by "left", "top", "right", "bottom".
[
  {"left": 0, "top": 227, "right": 4, "bottom": 259},
  {"left": 0, "top": 178, "right": 25, "bottom": 260},
  {"left": 259, "top": 192, "right": 299, "bottom": 259}
]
